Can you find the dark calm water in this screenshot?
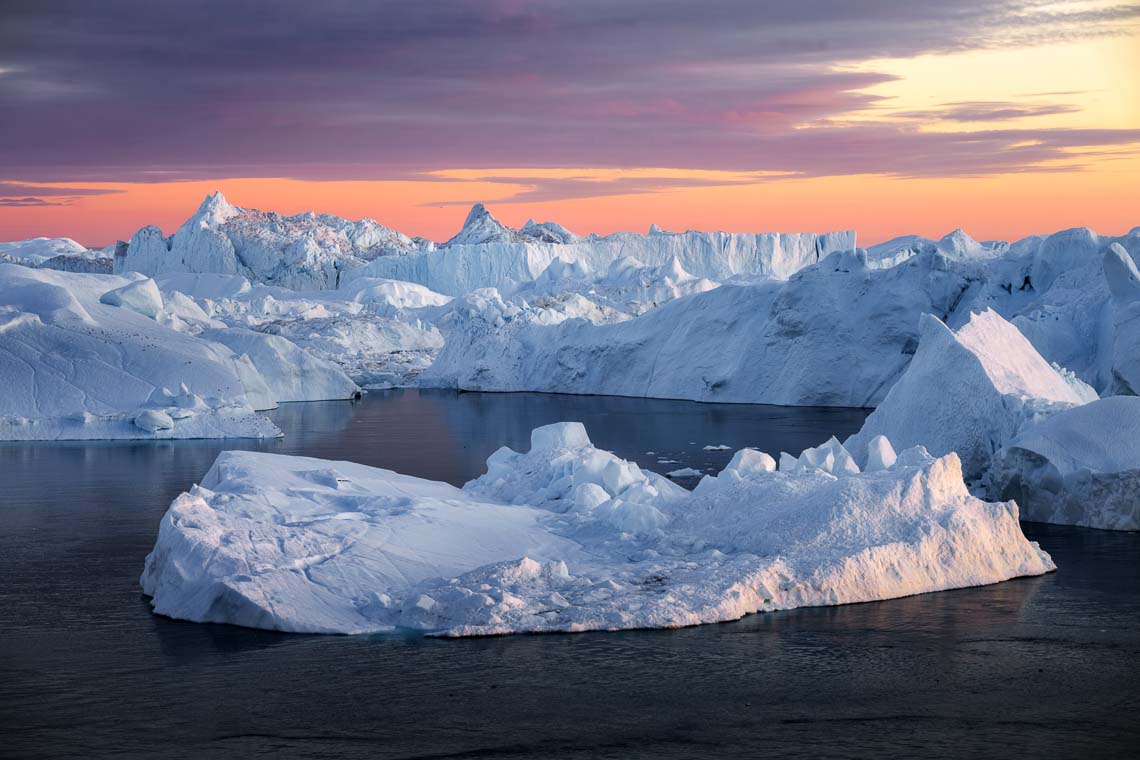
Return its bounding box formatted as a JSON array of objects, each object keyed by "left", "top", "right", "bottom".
[{"left": 1, "top": 390, "right": 1138, "bottom": 759}]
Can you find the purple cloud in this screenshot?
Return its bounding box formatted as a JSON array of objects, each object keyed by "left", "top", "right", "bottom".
[
  {"left": 895, "top": 101, "right": 1083, "bottom": 122},
  {"left": 0, "top": 183, "right": 122, "bottom": 207},
  {"left": 1, "top": 1, "right": 1137, "bottom": 185}
]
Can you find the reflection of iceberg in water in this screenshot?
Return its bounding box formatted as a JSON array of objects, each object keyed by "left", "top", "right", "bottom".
[{"left": 265, "top": 398, "right": 360, "bottom": 439}]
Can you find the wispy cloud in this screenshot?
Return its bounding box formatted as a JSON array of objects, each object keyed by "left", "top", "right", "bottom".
[
  {"left": 0, "top": 182, "right": 122, "bottom": 207},
  {"left": 894, "top": 100, "right": 1083, "bottom": 122}
]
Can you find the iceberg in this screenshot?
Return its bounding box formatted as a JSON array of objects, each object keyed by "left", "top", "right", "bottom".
[
  {"left": 115, "top": 192, "right": 431, "bottom": 290},
  {"left": 0, "top": 264, "right": 365, "bottom": 440},
  {"left": 1009, "top": 227, "right": 1140, "bottom": 393},
  {"left": 141, "top": 423, "right": 1053, "bottom": 636},
  {"left": 104, "top": 194, "right": 1140, "bottom": 405},
  {"left": 0, "top": 264, "right": 281, "bottom": 440},
  {"left": 989, "top": 396, "right": 1140, "bottom": 530},
  {"left": 1104, "top": 243, "right": 1140, "bottom": 394},
  {"left": 354, "top": 223, "right": 856, "bottom": 297},
  {"left": 200, "top": 327, "right": 360, "bottom": 403},
  {"left": 154, "top": 273, "right": 446, "bottom": 388},
  {"left": 421, "top": 247, "right": 985, "bottom": 407},
  {"left": 115, "top": 192, "right": 855, "bottom": 294},
  {"left": 0, "top": 237, "right": 115, "bottom": 274},
  {"left": 845, "top": 309, "right": 1096, "bottom": 481}
]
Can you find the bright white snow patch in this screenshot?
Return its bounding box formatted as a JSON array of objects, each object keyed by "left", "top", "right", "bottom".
[{"left": 142, "top": 424, "right": 1053, "bottom": 637}]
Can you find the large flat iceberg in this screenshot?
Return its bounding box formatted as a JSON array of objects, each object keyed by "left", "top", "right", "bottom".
[{"left": 142, "top": 423, "right": 1053, "bottom": 636}]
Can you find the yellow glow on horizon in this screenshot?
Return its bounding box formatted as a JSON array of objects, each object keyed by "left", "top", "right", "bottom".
[{"left": 844, "top": 31, "right": 1140, "bottom": 133}]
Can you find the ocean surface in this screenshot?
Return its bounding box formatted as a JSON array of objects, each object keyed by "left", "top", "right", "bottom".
[{"left": 1, "top": 390, "right": 1137, "bottom": 759}]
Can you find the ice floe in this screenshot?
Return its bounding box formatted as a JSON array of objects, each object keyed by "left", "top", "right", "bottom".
[{"left": 141, "top": 423, "right": 1053, "bottom": 636}]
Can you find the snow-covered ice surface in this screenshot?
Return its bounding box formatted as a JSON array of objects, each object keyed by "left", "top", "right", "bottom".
[
  {"left": 1, "top": 237, "right": 89, "bottom": 264},
  {"left": 1, "top": 237, "right": 114, "bottom": 273},
  {"left": 101, "top": 194, "right": 1140, "bottom": 407},
  {"left": 421, "top": 249, "right": 984, "bottom": 406},
  {"left": 421, "top": 225, "right": 1140, "bottom": 405},
  {"left": 142, "top": 422, "right": 1053, "bottom": 636},
  {"left": 1103, "top": 242, "right": 1140, "bottom": 394},
  {"left": 346, "top": 206, "right": 856, "bottom": 295},
  {"left": 0, "top": 264, "right": 281, "bottom": 440},
  {"left": 989, "top": 396, "right": 1140, "bottom": 530},
  {"left": 152, "top": 273, "right": 447, "bottom": 388},
  {"left": 114, "top": 192, "right": 855, "bottom": 294},
  {"left": 0, "top": 263, "right": 369, "bottom": 439},
  {"left": 199, "top": 328, "right": 360, "bottom": 403}
]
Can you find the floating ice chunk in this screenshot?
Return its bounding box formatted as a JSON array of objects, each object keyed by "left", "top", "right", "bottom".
[
  {"left": 666, "top": 467, "right": 702, "bottom": 478},
  {"left": 725, "top": 448, "right": 777, "bottom": 477},
  {"left": 863, "top": 435, "right": 897, "bottom": 472},
  {"left": 703, "top": 444, "right": 731, "bottom": 451}
]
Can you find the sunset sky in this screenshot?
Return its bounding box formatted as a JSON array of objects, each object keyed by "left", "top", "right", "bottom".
[{"left": 1, "top": 0, "right": 1138, "bottom": 247}]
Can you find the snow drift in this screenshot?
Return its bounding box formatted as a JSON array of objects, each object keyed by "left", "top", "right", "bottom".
[{"left": 141, "top": 423, "right": 1053, "bottom": 636}]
